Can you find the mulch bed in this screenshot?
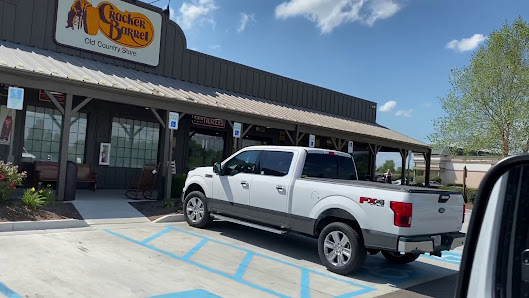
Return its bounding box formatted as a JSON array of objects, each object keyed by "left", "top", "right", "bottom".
[
  {"left": 129, "top": 200, "right": 183, "bottom": 221},
  {"left": 0, "top": 201, "right": 83, "bottom": 222}
]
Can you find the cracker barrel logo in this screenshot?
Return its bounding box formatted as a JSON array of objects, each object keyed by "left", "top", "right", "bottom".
[{"left": 65, "top": 0, "right": 155, "bottom": 49}]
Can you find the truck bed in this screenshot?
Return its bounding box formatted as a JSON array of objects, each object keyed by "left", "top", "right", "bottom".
[{"left": 302, "top": 178, "right": 462, "bottom": 194}]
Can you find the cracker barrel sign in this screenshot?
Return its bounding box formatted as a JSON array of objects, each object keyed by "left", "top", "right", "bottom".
[{"left": 55, "top": 0, "right": 162, "bottom": 66}]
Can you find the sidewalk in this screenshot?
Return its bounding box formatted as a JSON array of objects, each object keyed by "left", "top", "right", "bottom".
[{"left": 72, "top": 190, "right": 151, "bottom": 225}]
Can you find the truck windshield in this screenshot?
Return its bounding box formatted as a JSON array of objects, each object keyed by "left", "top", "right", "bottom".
[{"left": 302, "top": 153, "right": 358, "bottom": 180}]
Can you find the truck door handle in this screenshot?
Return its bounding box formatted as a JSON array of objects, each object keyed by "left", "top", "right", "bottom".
[
  {"left": 241, "top": 181, "right": 249, "bottom": 187},
  {"left": 276, "top": 186, "right": 285, "bottom": 191}
]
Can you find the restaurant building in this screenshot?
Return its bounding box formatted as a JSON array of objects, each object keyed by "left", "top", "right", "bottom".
[{"left": 0, "top": 0, "right": 431, "bottom": 200}]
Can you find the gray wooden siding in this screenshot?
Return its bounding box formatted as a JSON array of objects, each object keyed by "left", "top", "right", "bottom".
[{"left": 0, "top": 0, "right": 376, "bottom": 123}]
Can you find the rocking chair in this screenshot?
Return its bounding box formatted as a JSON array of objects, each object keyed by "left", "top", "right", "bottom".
[{"left": 126, "top": 164, "right": 160, "bottom": 200}]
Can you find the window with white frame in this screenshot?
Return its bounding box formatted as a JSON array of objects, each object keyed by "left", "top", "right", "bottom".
[{"left": 110, "top": 118, "right": 159, "bottom": 168}]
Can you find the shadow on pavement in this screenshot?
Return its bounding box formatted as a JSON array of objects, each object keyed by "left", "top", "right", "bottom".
[{"left": 208, "top": 221, "right": 459, "bottom": 295}]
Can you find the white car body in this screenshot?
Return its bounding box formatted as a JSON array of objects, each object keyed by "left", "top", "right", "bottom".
[{"left": 183, "top": 146, "right": 465, "bottom": 255}]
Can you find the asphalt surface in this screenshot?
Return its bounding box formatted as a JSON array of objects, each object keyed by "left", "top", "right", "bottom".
[{"left": 0, "top": 213, "right": 470, "bottom": 297}]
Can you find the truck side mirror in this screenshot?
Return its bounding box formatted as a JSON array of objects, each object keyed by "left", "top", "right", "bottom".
[
  {"left": 213, "top": 162, "right": 222, "bottom": 175},
  {"left": 456, "top": 154, "right": 529, "bottom": 298}
]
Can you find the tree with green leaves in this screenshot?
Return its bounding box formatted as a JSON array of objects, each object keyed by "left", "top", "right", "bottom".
[
  {"left": 376, "top": 160, "right": 395, "bottom": 173},
  {"left": 430, "top": 17, "right": 529, "bottom": 157}
]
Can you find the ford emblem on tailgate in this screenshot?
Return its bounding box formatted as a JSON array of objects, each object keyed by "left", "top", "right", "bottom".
[{"left": 438, "top": 208, "right": 446, "bottom": 213}]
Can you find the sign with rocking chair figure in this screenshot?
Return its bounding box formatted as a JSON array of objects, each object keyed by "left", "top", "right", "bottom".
[{"left": 55, "top": 0, "right": 162, "bottom": 66}]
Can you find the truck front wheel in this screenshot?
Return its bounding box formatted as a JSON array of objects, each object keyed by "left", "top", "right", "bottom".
[
  {"left": 184, "top": 191, "right": 212, "bottom": 228},
  {"left": 381, "top": 251, "right": 420, "bottom": 264},
  {"left": 318, "top": 222, "right": 366, "bottom": 275}
]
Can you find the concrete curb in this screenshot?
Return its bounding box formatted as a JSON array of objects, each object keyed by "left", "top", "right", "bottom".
[
  {"left": 0, "top": 219, "right": 89, "bottom": 232},
  {"left": 153, "top": 214, "right": 185, "bottom": 223}
]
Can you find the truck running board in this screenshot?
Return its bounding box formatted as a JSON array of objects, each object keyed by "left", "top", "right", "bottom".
[{"left": 211, "top": 214, "right": 287, "bottom": 235}]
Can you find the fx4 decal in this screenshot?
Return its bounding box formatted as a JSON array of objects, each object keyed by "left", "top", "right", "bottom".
[{"left": 359, "top": 197, "right": 385, "bottom": 207}]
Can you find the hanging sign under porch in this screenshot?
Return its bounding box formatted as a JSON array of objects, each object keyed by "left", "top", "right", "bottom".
[
  {"left": 168, "top": 112, "right": 179, "bottom": 130},
  {"left": 7, "top": 87, "right": 24, "bottom": 110},
  {"left": 233, "top": 122, "right": 242, "bottom": 138},
  {"left": 309, "top": 134, "right": 316, "bottom": 148}
]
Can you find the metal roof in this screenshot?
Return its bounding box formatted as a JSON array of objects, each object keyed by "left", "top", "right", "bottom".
[{"left": 0, "top": 41, "right": 429, "bottom": 150}]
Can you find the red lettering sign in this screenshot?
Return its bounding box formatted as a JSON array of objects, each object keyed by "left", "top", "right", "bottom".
[
  {"left": 39, "top": 90, "right": 65, "bottom": 103},
  {"left": 192, "top": 115, "right": 226, "bottom": 129}
]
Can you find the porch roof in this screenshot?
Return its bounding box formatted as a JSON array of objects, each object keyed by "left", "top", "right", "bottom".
[{"left": 0, "top": 41, "right": 429, "bottom": 152}]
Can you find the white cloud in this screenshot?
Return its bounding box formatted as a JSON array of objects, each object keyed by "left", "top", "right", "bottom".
[
  {"left": 422, "top": 102, "right": 432, "bottom": 108},
  {"left": 446, "top": 34, "right": 487, "bottom": 53},
  {"left": 395, "top": 109, "right": 413, "bottom": 117},
  {"left": 275, "top": 0, "right": 402, "bottom": 34},
  {"left": 379, "top": 100, "right": 397, "bottom": 112},
  {"left": 210, "top": 44, "right": 221, "bottom": 51},
  {"left": 238, "top": 13, "right": 256, "bottom": 33},
  {"left": 177, "top": 0, "right": 218, "bottom": 30}
]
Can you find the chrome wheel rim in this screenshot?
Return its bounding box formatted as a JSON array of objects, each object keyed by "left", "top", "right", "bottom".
[
  {"left": 186, "top": 197, "right": 204, "bottom": 223},
  {"left": 324, "top": 231, "right": 352, "bottom": 267}
]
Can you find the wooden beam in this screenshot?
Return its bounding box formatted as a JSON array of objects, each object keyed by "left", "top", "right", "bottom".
[
  {"left": 284, "top": 130, "right": 294, "bottom": 145},
  {"left": 150, "top": 108, "right": 165, "bottom": 128},
  {"left": 241, "top": 124, "right": 253, "bottom": 138},
  {"left": 331, "top": 138, "right": 339, "bottom": 150},
  {"left": 72, "top": 97, "right": 93, "bottom": 113},
  {"left": 45, "top": 90, "right": 64, "bottom": 114},
  {"left": 339, "top": 140, "right": 347, "bottom": 151},
  {"left": 57, "top": 94, "right": 73, "bottom": 201}
]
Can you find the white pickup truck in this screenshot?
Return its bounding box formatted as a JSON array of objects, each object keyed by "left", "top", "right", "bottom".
[{"left": 182, "top": 146, "right": 466, "bottom": 275}]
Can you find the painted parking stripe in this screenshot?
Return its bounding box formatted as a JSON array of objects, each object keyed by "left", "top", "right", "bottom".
[
  {"left": 168, "top": 227, "right": 375, "bottom": 297},
  {"left": 0, "top": 282, "right": 21, "bottom": 298},
  {"left": 421, "top": 251, "right": 462, "bottom": 265},
  {"left": 105, "top": 229, "right": 290, "bottom": 298},
  {"left": 106, "top": 228, "right": 376, "bottom": 298},
  {"left": 142, "top": 227, "right": 173, "bottom": 244},
  {"left": 149, "top": 289, "right": 222, "bottom": 298}
]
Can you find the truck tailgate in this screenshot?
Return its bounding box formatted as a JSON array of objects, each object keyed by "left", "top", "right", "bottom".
[{"left": 408, "top": 190, "right": 464, "bottom": 235}]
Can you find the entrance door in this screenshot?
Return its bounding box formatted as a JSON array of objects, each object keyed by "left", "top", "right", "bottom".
[
  {"left": 211, "top": 150, "right": 262, "bottom": 219},
  {"left": 249, "top": 150, "right": 296, "bottom": 227}
]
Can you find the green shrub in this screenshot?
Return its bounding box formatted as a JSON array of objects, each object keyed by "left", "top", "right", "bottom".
[
  {"left": 448, "top": 183, "right": 464, "bottom": 187},
  {"left": 432, "top": 176, "right": 442, "bottom": 183},
  {"left": 38, "top": 183, "right": 55, "bottom": 202},
  {"left": 22, "top": 188, "right": 47, "bottom": 210},
  {"left": 0, "top": 161, "right": 26, "bottom": 202},
  {"left": 416, "top": 176, "right": 425, "bottom": 184},
  {"left": 465, "top": 188, "right": 478, "bottom": 203},
  {"left": 161, "top": 174, "right": 187, "bottom": 199},
  {"left": 163, "top": 200, "right": 176, "bottom": 208}
]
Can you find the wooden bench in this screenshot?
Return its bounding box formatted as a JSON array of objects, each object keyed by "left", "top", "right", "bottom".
[{"left": 34, "top": 161, "right": 97, "bottom": 191}]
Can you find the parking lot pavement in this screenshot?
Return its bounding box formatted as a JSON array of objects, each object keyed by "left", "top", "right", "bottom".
[{"left": 0, "top": 221, "right": 464, "bottom": 298}]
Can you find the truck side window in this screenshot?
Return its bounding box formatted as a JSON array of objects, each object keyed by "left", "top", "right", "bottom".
[
  {"left": 223, "top": 150, "right": 261, "bottom": 176},
  {"left": 260, "top": 151, "right": 294, "bottom": 177},
  {"left": 302, "top": 153, "right": 357, "bottom": 180}
]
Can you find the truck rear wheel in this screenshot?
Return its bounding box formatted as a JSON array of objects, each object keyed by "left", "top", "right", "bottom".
[
  {"left": 318, "top": 222, "right": 366, "bottom": 275},
  {"left": 381, "top": 251, "right": 420, "bottom": 264},
  {"left": 184, "top": 191, "right": 212, "bottom": 228}
]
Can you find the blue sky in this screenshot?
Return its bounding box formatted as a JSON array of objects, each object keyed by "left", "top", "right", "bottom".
[{"left": 147, "top": 0, "right": 529, "bottom": 167}]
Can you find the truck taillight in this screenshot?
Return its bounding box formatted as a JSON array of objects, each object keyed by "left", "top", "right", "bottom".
[
  {"left": 463, "top": 204, "right": 465, "bottom": 223},
  {"left": 390, "top": 202, "right": 412, "bottom": 228}
]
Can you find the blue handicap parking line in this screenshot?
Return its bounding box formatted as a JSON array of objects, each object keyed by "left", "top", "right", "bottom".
[
  {"left": 421, "top": 251, "right": 462, "bottom": 265},
  {"left": 105, "top": 227, "right": 376, "bottom": 298},
  {"left": 0, "top": 282, "right": 21, "bottom": 298},
  {"left": 149, "top": 289, "right": 222, "bottom": 298}
]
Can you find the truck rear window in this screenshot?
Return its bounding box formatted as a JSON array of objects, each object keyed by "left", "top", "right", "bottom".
[{"left": 302, "top": 153, "right": 358, "bottom": 180}]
